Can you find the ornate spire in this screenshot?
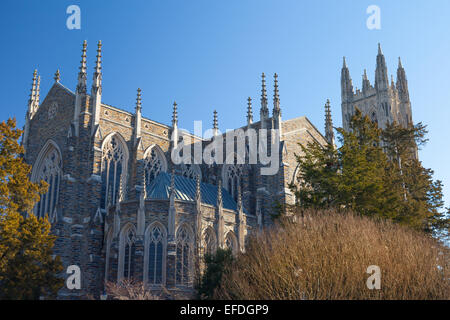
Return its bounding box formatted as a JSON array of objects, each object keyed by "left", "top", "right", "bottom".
[
  {"left": 136, "top": 88, "right": 142, "bottom": 111},
  {"left": 28, "top": 69, "right": 37, "bottom": 109},
  {"left": 172, "top": 101, "right": 178, "bottom": 126},
  {"left": 134, "top": 88, "right": 142, "bottom": 145},
  {"left": 91, "top": 40, "right": 103, "bottom": 134},
  {"left": 273, "top": 73, "right": 280, "bottom": 115},
  {"left": 80, "top": 40, "right": 87, "bottom": 74},
  {"left": 362, "top": 69, "right": 370, "bottom": 93},
  {"left": 213, "top": 110, "right": 218, "bottom": 136},
  {"left": 35, "top": 75, "right": 41, "bottom": 108},
  {"left": 324, "top": 99, "right": 334, "bottom": 145},
  {"left": 237, "top": 183, "right": 243, "bottom": 214},
  {"left": 76, "top": 40, "right": 88, "bottom": 94},
  {"left": 343, "top": 56, "right": 347, "bottom": 68},
  {"left": 398, "top": 57, "right": 403, "bottom": 69},
  {"left": 260, "top": 73, "right": 269, "bottom": 121},
  {"left": 247, "top": 97, "right": 253, "bottom": 125},
  {"left": 195, "top": 174, "right": 201, "bottom": 202},
  {"left": 217, "top": 179, "right": 223, "bottom": 208},
  {"left": 54, "top": 69, "right": 61, "bottom": 82},
  {"left": 92, "top": 40, "right": 102, "bottom": 90},
  {"left": 375, "top": 43, "right": 388, "bottom": 91}
]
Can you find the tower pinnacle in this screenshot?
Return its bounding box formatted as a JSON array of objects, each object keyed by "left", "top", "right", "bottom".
[
  {"left": 273, "top": 73, "right": 280, "bottom": 115},
  {"left": 260, "top": 72, "right": 269, "bottom": 124},
  {"left": 91, "top": 40, "right": 103, "bottom": 134},
  {"left": 247, "top": 97, "right": 253, "bottom": 126},
  {"left": 324, "top": 99, "right": 334, "bottom": 145},
  {"left": 54, "top": 69, "right": 61, "bottom": 82},
  {"left": 213, "top": 110, "right": 218, "bottom": 136},
  {"left": 172, "top": 101, "right": 178, "bottom": 126}
]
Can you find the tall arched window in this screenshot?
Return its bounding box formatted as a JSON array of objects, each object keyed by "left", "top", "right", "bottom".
[
  {"left": 225, "top": 232, "right": 238, "bottom": 255},
  {"left": 101, "top": 134, "right": 128, "bottom": 209},
  {"left": 145, "top": 223, "right": 166, "bottom": 285},
  {"left": 203, "top": 227, "right": 217, "bottom": 256},
  {"left": 33, "top": 142, "right": 62, "bottom": 221},
  {"left": 175, "top": 225, "right": 193, "bottom": 286},
  {"left": 144, "top": 145, "right": 167, "bottom": 192},
  {"left": 120, "top": 225, "right": 136, "bottom": 280},
  {"left": 223, "top": 164, "right": 243, "bottom": 202}
]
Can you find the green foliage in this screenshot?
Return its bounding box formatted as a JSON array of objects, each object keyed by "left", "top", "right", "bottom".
[
  {"left": 291, "top": 109, "right": 448, "bottom": 236},
  {"left": 0, "top": 118, "right": 64, "bottom": 299},
  {"left": 196, "top": 248, "right": 234, "bottom": 300}
]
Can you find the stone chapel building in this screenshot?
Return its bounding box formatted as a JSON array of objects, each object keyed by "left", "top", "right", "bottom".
[{"left": 22, "top": 40, "right": 330, "bottom": 298}]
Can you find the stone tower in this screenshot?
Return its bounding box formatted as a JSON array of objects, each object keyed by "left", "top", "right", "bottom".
[{"left": 341, "top": 43, "right": 413, "bottom": 132}]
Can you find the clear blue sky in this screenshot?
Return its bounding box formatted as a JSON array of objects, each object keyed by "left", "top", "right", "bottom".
[{"left": 1, "top": 0, "right": 450, "bottom": 208}]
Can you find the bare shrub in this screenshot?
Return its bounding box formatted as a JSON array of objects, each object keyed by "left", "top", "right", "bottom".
[
  {"left": 215, "top": 209, "right": 449, "bottom": 300},
  {"left": 105, "top": 280, "right": 192, "bottom": 300}
]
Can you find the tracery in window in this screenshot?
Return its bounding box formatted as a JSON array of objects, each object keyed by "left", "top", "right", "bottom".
[
  {"left": 176, "top": 163, "right": 201, "bottom": 180},
  {"left": 175, "top": 225, "right": 193, "bottom": 286},
  {"left": 203, "top": 227, "right": 217, "bottom": 256},
  {"left": 225, "top": 232, "right": 238, "bottom": 255},
  {"left": 101, "top": 134, "right": 128, "bottom": 209},
  {"left": 146, "top": 224, "right": 166, "bottom": 285},
  {"left": 223, "top": 164, "right": 243, "bottom": 202},
  {"left": 121, "top": 226, "right": 136, "bottom": 280},
  {"left": 34, "top": 143, "right": 62, "bottom": 222},
  {"left": 144, "top": 146, "right": 167, "bottom": 193}
]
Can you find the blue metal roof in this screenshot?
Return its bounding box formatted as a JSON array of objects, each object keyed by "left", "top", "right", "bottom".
[{"left": 146, "top": 172, "right": 243, "bottom": 213}]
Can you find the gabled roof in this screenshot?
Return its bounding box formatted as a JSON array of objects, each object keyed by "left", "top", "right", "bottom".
[{"left": 147, "top": 172, "right": 244, "bottom": 213}]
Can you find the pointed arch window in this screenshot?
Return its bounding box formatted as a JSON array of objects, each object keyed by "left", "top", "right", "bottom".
[
  {"left": 145, "top": 224, "right": 166, "bottom": 285},
  {"left": 203, "top": 228, "right": 217, "bottom": 256},
  {"left": 120, "top": 226, "right": 136, "bottom": 280},
  {"left": 144, "top": 146, "right": 167, "bottom": 192},
  {"left": 223, "top": 164, "right": 243, "bottom": 202},
  {"left": 101, "top": 134, "right": 128, "bottom": 209},
  {"left": 33, "top": 143, "right": 62, "bottom": 222},
  {"left": 175, "top": 225, "right": 193, "bottom": 286},
  {"left": 225, "top": 232, "right": 238, "bottom": 255}
]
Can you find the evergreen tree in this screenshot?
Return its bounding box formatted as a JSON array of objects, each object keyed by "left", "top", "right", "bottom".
[
  {"left": 196, "top": 248, "right": 233, "bottom": 300},
  {"left": 381, "top": 122, "right": 448, "bottom": 234},
  {"left": 291, "top": 110, "right": 448, "bottom": 236},
  {"left": 0, "top": 118, "right": 63, "bottom": 299}
]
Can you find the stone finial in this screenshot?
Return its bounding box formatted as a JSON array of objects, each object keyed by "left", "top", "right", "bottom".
[
  {"left": 35, "top": 76, "right": 41, "bottom": 107},
  {"left": 273, "top": 73, "right": 280, "bottom": 114},
  {"left": 136, "top": 88, "right": 142, "bottom": 111},
  {"left": 261, "top": 72, "right": 267, "bottom": 103},
  {"left": 324, "top": 99, "right": 334, "bottom": 145},
  {"left": 29, "top": 69, "right": 37, "bottom": 105},
  {"left": 92, "top": 40, "right": 102, "bottom": 91},
  {"left": 172, "top": 101, "right": 178, "bottom": 126},
  {"left": 378, "top": 42, "right": 383, "bottom": 55},
  {"left": 195, "top": 174, "right": 201, "bottom": 201},
  {"left": 398, "top": 57, "right": 403, "bottom": 69},
  {"left": 54, "top": 69, "right": 61, "bottom": 82},
  {"left": 213, "top": 110, "right": 218, "bottom": 135},
  {"left": 247, "top": 97, "right": 253, "bottom": 125},
  {"left": 343, "top": 56, "right": 347, "bottom": 68},
  {"left": 80, "top": 40, "right": 87, "bottom": 74}
]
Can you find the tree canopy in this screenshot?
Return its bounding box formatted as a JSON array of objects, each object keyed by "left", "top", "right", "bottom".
[
  {"left": 0, "top": 118, "right": 63, "bottom": 299},
  {"left": 291, "top": 109, "right": 448, "bottom": 238}
]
